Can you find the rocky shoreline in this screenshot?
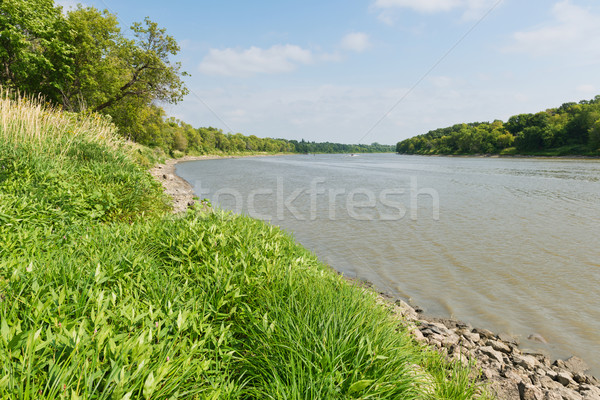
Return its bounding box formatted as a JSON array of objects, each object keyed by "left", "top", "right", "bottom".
[
  {"left": 373, "top": 289, "right": 600, "bottom": 400},
  {"left": 150, "top": 155, "right": 240, "bottom": 213},
  {"left": 151, "top": 155, "right": 600, "bottom": 400}
]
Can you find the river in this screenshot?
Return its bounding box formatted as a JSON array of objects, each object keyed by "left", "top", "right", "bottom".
[{"left": 176, "top": 153, "right": 600, "bottom": 375}]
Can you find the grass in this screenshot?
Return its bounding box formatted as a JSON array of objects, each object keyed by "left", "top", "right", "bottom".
[{"left": 0, "top": 89, "right": 492, "bottom": 399}]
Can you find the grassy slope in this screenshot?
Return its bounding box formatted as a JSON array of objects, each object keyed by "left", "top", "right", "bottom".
[{"left": 0, "top": 92, "right": 491, "bottom": 399}]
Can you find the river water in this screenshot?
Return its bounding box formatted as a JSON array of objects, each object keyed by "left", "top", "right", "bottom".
[{"left": 177, "top": 154, "right": 600, "bottom": 375}]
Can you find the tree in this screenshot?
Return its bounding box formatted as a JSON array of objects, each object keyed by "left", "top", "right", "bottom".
[
  {"left": 590, "top": 119, "right": 600, "bottom": 151},
  {"left": 92, "top": 17, "right": 188, "bottom": 113},
  {"left": 61, "top": 6, "right": 121, "bottom": 111},
  {"left": 0, "top": 0, "right": 72, "bottom": 103}
]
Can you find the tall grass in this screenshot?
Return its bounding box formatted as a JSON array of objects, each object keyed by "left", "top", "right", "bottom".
[
  {"left": 0, "top": 88, "right": 117, "bottom": 157},
  {"left": 0, "top": 89, "right": 169, "bottom": 227},
  {"left": 0, "top": 89, "right": 491, "bottom": 398}
]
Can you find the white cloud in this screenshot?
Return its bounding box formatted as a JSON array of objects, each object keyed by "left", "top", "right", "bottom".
[
  {"left": 505, "top": 1, "right": 600, "bottom": 58},
  {"left": 375, "top": 0, "right": 461, "bottom": 13},
  {"left": 373, "top": 0, "right": 497, "bottom": 19},
  {"left": 198, "top": 44, "right": 313, "bottom": 77},
  {"left": 576, "top": 84, "right": 596, "bottom": 94},
  {"left": 341, "top": 33, "right": 371, "bottom": 53},
  {"left": 428, "top": 75, "right": 457, "bottom": 88}
]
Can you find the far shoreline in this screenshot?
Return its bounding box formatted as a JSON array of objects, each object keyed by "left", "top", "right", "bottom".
[{"left": 396, "top": 153, "right": 600, "bottom": 160}]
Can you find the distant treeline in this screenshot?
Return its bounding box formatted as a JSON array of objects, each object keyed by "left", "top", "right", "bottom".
[
  {"left": 140, "top": 113, "right": 393, "bottom": 155},
  {"left": 396, "top": 96, "right": 600, "bottom": 156}
]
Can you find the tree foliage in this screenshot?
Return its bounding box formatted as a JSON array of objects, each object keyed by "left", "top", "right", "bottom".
[
  {"left": 0, "top": 0, "right": 72, "bottom": 102},
  {"left": 397, "top": 96, "right": 600, "bottom": 156},
  {"left": 0, "top": 0, "right": 187, "bottom": 135}
]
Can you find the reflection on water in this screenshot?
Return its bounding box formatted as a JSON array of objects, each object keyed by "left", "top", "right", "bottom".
[{"left": 177, "top": 154, "right": 600, "bottom": 376}]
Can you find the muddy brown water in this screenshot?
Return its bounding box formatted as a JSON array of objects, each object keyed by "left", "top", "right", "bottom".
[{"left": 177, "top": 153, "right": 600, "bottom": 375}]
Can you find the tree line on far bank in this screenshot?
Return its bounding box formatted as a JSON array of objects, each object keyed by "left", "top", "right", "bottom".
[
  {"left": 396, "top": 96, "right": 600, "bottom": 156},
  {"left": 0, "top": 0, "right": 392, "bottom": 156}
]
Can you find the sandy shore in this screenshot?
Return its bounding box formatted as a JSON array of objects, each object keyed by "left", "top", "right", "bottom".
[{"left": 151, "top": 154, "right": 600, "bottom": 399}]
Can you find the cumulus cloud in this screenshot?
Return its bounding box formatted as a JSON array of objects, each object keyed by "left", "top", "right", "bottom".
[
  {"left": 375, "top": 0, "right": 461, "bottom": 13},
  {"left": 341, "top": 32, "right": 371, "bottom": 52},
  {"left": 505, "top": 1, "right": 600, "bottom": 58},
  {"left": 198, "top": 44, "right": 313, "bottom": 77},
  {"left": 576, "top": 84, "right": 596, "bottom": 94},
  {"left": 373, "top": 0, "right": 498, "bottom": 20}
]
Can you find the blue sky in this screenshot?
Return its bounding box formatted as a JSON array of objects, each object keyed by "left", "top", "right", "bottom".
[{"left": 57, "top": 0, "right": 600, "bottom": 145}]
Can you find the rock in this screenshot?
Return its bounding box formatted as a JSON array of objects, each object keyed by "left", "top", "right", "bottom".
[
  {"left": 539, "top": 375, "right": 564, "bottom": 391},
  {"left": 488, "top": 379, "right": 520, "bottom": 400},
  {"left": 474, "top": 328, "right": 496, "bottom": 339},
  {"left": 543, "top": 391, "right": 563, "bottom": 400},
  {"left": 519, "top": 381, "right": 545, "bottom": 400},
  {"left": 528, "top": 333, "right": 548, "bottom": 343},
  {"left": 555, "top": 371, "right": 575, "bottom": 387},
  {"left": 580, "top": 384, "right": 600, "bottom": 400},
  {"left": 557, "top": 387, "right": 584, "bottom": 400},
  {"left": 514, "top": 354, "right": 539, "bottom": 370},
  {"left": 411, "top": 327, "right": 426, "bottom": 342},
  {"left": 503, "top": 368, "right": 529, "bottom": 383},
  {"left": 499, "top": 332, "right": 519, "bottom": 346},
  {"left": 545, "top": 368, "right": 558, "bottom": 380},
  {"left": 395, "top": 300, "right": 419, "bottom": 320},
  {"left": 554, "top": 356, "right": 589, "bottom": 375},
  {"left": 573, "top": 372, "right": 592, "bottom": 384},
  {"left": 479, "top": 346, "right": 504, "bottom": 364},
  {"left": 462, "top": 330, "right": 481, "bottom": 344},
  {"left": 441, "top": 333, "right": 460, "bottom": 348},
  {"left": 487, "top": 339, "right": 512, "bottom": 354}
]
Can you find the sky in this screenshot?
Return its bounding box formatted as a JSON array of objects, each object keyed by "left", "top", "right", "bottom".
[{"left": 55, "top": 0, "right": 600, "bottom": 145}]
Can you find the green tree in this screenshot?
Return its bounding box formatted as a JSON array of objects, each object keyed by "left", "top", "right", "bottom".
[
  {"left": 92, "top": 17, "right": 188, "bottom": 113},
  {"left": 0, "top": 0, "right": 72, "bottom": 102},
  {"left": 61, "top": 6, "right": 121, "bottom": 111},
  {"left": 590, "top": 119, "right": 600, "bottom": 151}
]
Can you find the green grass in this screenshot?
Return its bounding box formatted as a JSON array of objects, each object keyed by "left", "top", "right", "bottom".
[{"left": 0, "top": 90, "right": 492, "bottom": 399}]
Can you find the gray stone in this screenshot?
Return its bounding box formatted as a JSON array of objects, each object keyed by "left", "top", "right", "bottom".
[
  {"left": 556, "top": 387, "right": 584, "bottom": 400},
  {"left": 514, "top": 354, "right": 539, "bottom": 370},
  {"left": 487, "top": 339, "right": 512, "bottom": 354},
  {"left": 543, "top": 391, "right": 562, "bottom": 400},
  {"left": 489, "top": 379, "right": 520, "bottom": 400},
  {"left": 474, "top": 327, "right": 496, "bottom": 339},
  {"left": 395, "top": 300, "right": 419, "bottom": 320},
  {"left": 540, "top": 375, "right": 564, "bottom": 390},
  {"left": 499, "top": 332, "right": 519, "bottom": 346},
  {"left": 519, "top": 381, "right": 545, "bottom": 400},
  {"left": 411, "top": 327, "right": 426, "bottom": 342},
  {"left": 554, "top": 356, "right": 590, "bottom": 375},
  {"left": 480, "top": 346, "right": 504, "bottom": 364},
  {"left": 462, "top": 330, "right": 481, "bottom": 344},
  {"left": 441, "top": 333, "right": 460, "bottom": 348},
  {"left": 573, "top": 372, "right": 592, "bottom": 385},
  {"left": 580, "top": 384, "right": 600, "bottom": 400},
  {"left": 555, "top": 371, "right": 575, "bottom": 387},
  {"left": 528, "top": 333, "right": 548, "bottom": 343}
]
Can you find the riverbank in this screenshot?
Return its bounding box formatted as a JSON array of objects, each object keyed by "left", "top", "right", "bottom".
[
  {"left": 165, "top": 155, "right": 600, "bottom": 399},
  {"left": 4, "top": 93, "right": 501, "bottom": 398}
]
